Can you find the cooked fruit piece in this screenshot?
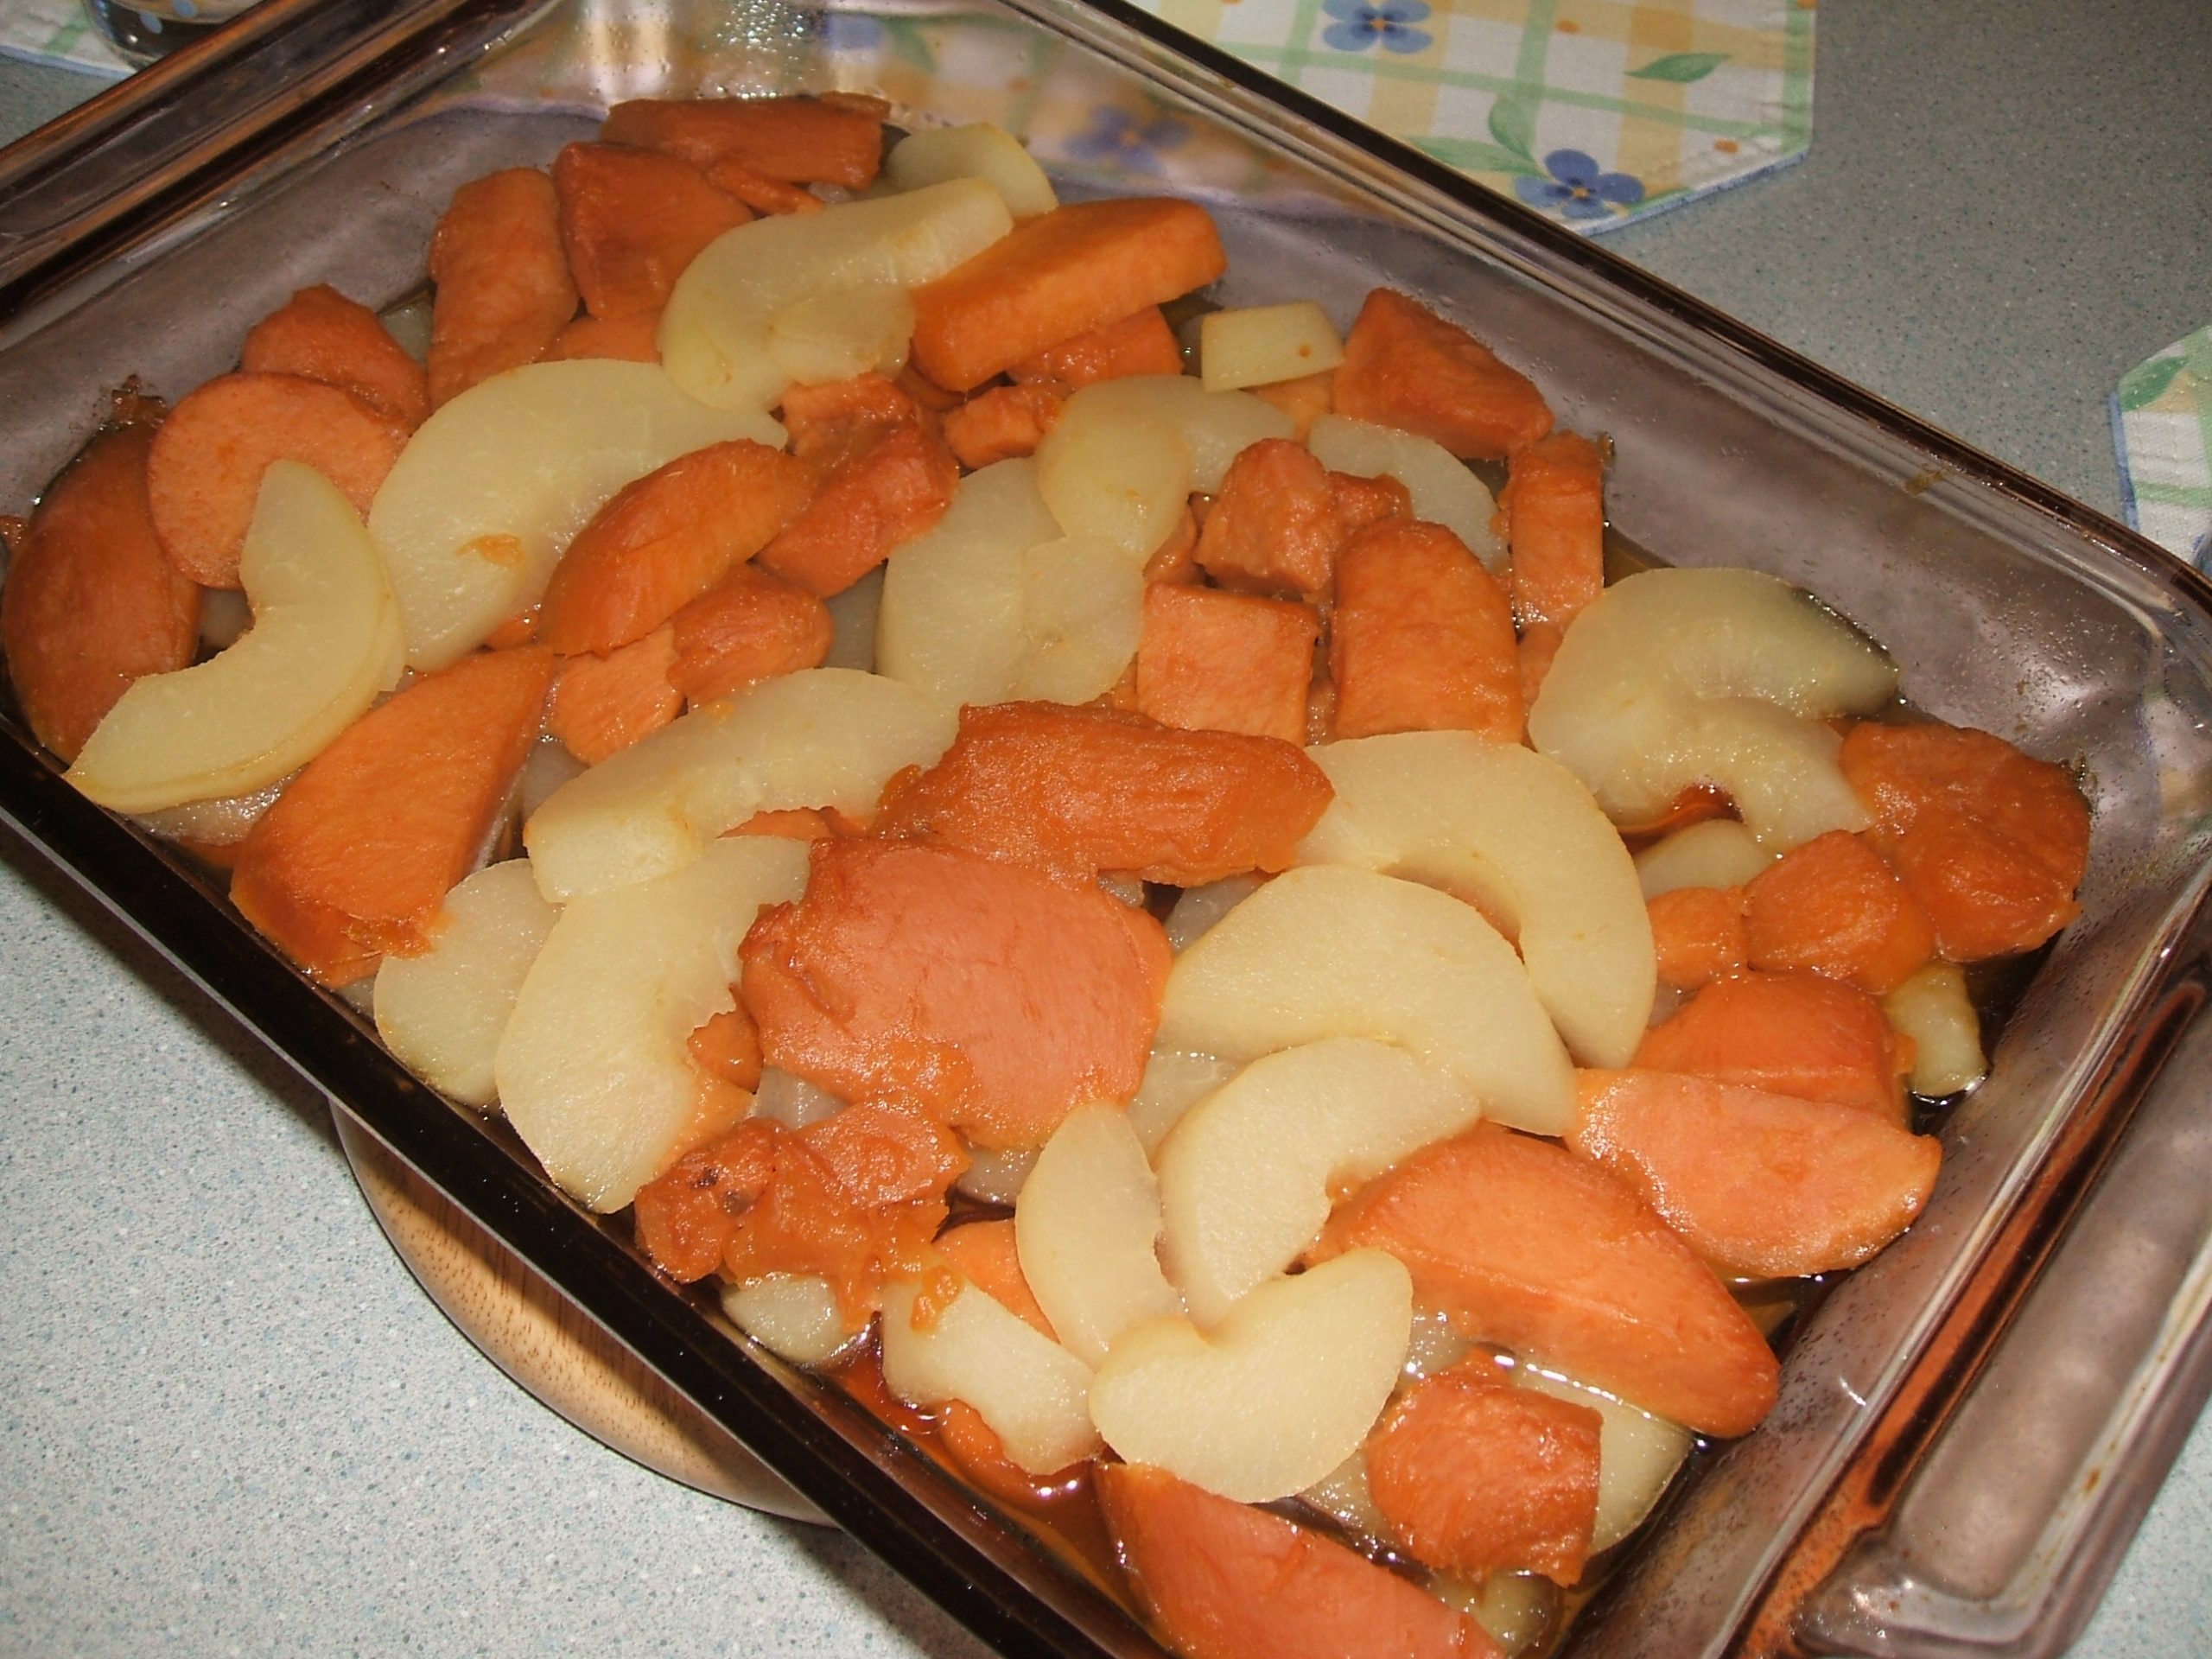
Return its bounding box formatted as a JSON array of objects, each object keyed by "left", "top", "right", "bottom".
[
  {"left": 910, "top": 200, "right": 1226, "bottom": 391},
  {"left": 1839, "top": 721, "right": 2090, "bottom": 961},
  {"left": 740, "top": 839, "right": 1172, "bottom": 1147},
  {"left": 722, "top": 1274, "right": 850, "bottom": 1365},
  {"left": 631, "top": 1117, "right": 779, "bottom": 1281},
  {"left": 1883, "top": 961, "right": 1988, "bottom": 1096},
  {"left": 1014, "top": 1103, "right": 1181, "bottom": 1365},
  {"left": 2, "top": 420, "right": 199, "bottom": 762},
  {"left": 1648, "top": 885, "right": 1748, "bottom": 990},
  {"left": 1569, "top": 1070, "right": 1942, "bottom": 1278},
  {"left": 688, "top": 997, "right": 764, "bottom": 1091},
  {"left": 1741, "top": 828, "right": 1935, "bottom": 994},
  {"left": 426, "top": 168, "right": 578, "bottom": 408},
  {"left": 1366, "top": 1360, "right": 1602, "bottom": 1585},
  {"left": 885, "top": 122, "right": 1058, "bottom": 219},
  {"left": 1250, "top": 368, "right": 1335, "bottom": 439},
  {"left": 755, "top": 417, "right": 959, "bottom": 597},
  {"left": 1008, "top": 304, "right": 1185, "bottom": 391},
  {"left": 242, "top": 284, "right": 431, "bottom": 428},
  {"left": 601, "top": 94, "right": 887, "bottom": 187},
  {"left": 229, "top": 646, "right": 554, "bottom": 984},
  {"left": 536, "top": 439, "right": 814, "bottom": 655},
  {"left": 1102, "top": 1462, "right": 1502, "bottom": 1659},
  {"left": 938, "top": 1217, "right": 1057, "bottom": 1337},
  {"left": 551, "top": 142, "right": 751, "bottom": 321},
  {"left": 1158, "top": 865, "right": 1574, "bottom": 1136},
  {"left": 1192, "top": 437, "right": 1343, "bottom": 598},
  {"left": 1634, "top": 969, "right": 1911, "bottom": 1122},
  {"left": 1306, "top": 415, "right": 1503, "bottom": 569},
  {"left": 372, "top": 858, "right": 558, "bottom": 1106},
  {"left": 545, "top": 627, "right": 682, "bottom": 764},
  {"left": 146, "top": 372, "right": 409, "bottom": 588},
  {"left": 1519, "top": 620, "right": 1563, "bottom": 709},
  {"left": 1499, "top": 429, "right": 1604, "bottom": 629},
  {"left": 941, "top": 382, "right": 1063, "bottom": 467},
  {"left": 1198, "top": 302, "right": 1344, "bottom": 393},
  {"left": 1332, "top": 518, "right": 1522, "bottom": 742},
  {"left": 543, "top": 310, "right": 663, "bottom": 363},
  {"left": 1513, "top": 1365, "right": 1693, "bottom": 1554},
  {"left": 1635, "top": 818, "right": 1775, "bottom": 899},
  {"left": 1135, "top": 584, "right": 1317, "bottom": 744},
  {"left": 1315, "top": 1123, "right": 1780, "bottom": 1437},
  {"left": 873, "top": 700, "right": 1333, "bottom": 887},
  {"left": 1333, "top": 289, "right": 1552, "bottom": 460},
  {"left": 700, "top": 156, "right": 826, "bottom": 216},
  {"left": 666, "top": 563, "right": 833, "bottom": 704},
  {"left": 67, "top": 462, "right": 405, "bottom": 813}
]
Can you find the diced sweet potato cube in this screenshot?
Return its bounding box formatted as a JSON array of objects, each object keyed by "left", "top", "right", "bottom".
[
  {"left": 1335, "top": 289, "right": 1552, "bottom": 461},
  {"left": 741, "top": 839, "right": 1171, "bottom": 1148},
  {"left": 426, "top": 168, "right": 578, "bottom": 407},
  {"left": 601, "top": 95, "right": 887, "bottom": 187},
  {"left": 1635, "top": 969, "right": 1913, "bottom": 1122},
  {"left": 1326, "top": 469, "right": 1412, "bottom": 538},
  {"left": 1649, "top": 885, "right": 1749, "bottom": 990},
  {"left": 688, "top": 998, "right": 764, "bottom": 1092},
  {"left": 1519, "top": 619, "right": 1565, "bottom": 709},
  {"left": 781, "top": 372, "right": 919, "bottom": 450},
  {"left": 1742, "top": 829, "right": 1935, "bottom": 994},
  {"left": 1500, "top": 429, "right": 1605, "bottom": 628},
  {"left": 241, "top": 284, "right": 430, "bottom": 429},
  {"left": 936, "top": 1217, "right": 1055, "bottom": 1338},
  {"left": 1248, "top": 369, "right": 1334, "bottom": 440},
  {"left": 940, "top": 382, "right": 1065, "bottom": 468},
  {"left": 552, "top": 142, "right": 751, "bottom": 321},
  {"left": 667, "top": 563, "right": 833, "bottom": 705},
  {"left": 1192, "top": 438, "right": 1343, "bottom": 599},
  {"left": 632, "top": 1119, "right": 779, "bottom": 1281},
  {"left": 700, "top": 156, "right": 824, "bottom": 215},
  {"left": 1007, "top": 304, "right": 1184, "bottom": 391},
  {"left": 1331, "top": 518, "right": 1521, "bottom": 741},
  {"left": 909, "top": 200, "right": 1227, "bottom": 392},
  {"left": 757, "top": 418, "right": 959, "bottom": 597},
  {"left": 1143, "top": 505, "right": 1201, "bottom": 587},
  {"left": 874, "top": 700, "right": 1334, "bottom": 886},
  {"left": 546, "top": 627, "right": 682, "bottom": 765},
  {"left": 1135, "top": 583, "right": 1317, "bottom": 744}
]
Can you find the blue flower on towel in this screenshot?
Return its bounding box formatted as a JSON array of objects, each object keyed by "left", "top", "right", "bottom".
[
  {"left": 1320, "top": 0, "right": 1433, "bottom": 55},
  {"left": 1513, "top": 149, "right": 1646, "bottom": 219},
  {"left": 1065, "top": 107, "right": 1191, "bottom": 175}
]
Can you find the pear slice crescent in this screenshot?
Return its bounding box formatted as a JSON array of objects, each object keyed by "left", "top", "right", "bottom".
[
  {"left": 67, "top": 461, "right": 404, "bottom": 814},
  {"left": 1015, "top": 1103, "right": 1183, "bottom": 1367}
]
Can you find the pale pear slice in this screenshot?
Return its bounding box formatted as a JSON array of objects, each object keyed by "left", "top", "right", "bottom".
[
  {"left": 1634, "top": 817, "right": 1775, "bottom": 898},
  {"left": 1198, "top": 302, "right": 1344, "bottom": 392},
  {"left": 1296, "top": 732, "right": 1655, "bottom": 1067},
  {"left": 1300, "top": 1452, "right": 1390, "bottom": 1540},
  {"left": 1883, "top": 962, "right": 1988, "bottom": 1096},
  {"left": 68, "top": 461, "right": 404, "bottom": 814},
  {"left": 879, "top": 1274, "right": 1101, "bottom": 1476},
  {"left": 1433, "top": 1573, "right": 1558, "bottom": 1657},
  {"left": 876, "top": 459, "right": 1055, "bottom": 706},
  {"left": 722, "top": 1274, "right": 854, "bottom": 1367},
  {"left": 1156, "top": 1039, "right": 1480, "bottom": 1325},
  {"left": 495, "top": 836, "right": 809, "bottom": 1211},
  {"left": 1034, "top": 376, "right": 1294, "bottom": 560},
  {"left": 766, "top": 281, "right": 915, "bottom": 388},
  {"left": 957, "top": 1143, "right": 1039, "bottom": 1206},
  {"left": 368, "top": 359, "right": 779, "bottom": 672},
  {"left": 659, "top": 179, "right": 1014, "bottom": 412},
  {"left": 1013, "top": 534, "right": 1144, "bottom": 703},
  {"left": 1015, "top": 1103, "right": 1182, "bottom": 1366},
  {"left": 1156, "top": 866, "right": 1576, "bottom": 1136},
  {"left": 1527, "top": 568, "right": 1898, "bottom": 850},
  {"left": 1128, "top": 1049, "right": 1238, "bottom": 1158},
  {"left": 372, "top": 859, "right": 557, "bottom": 1108},
  {"left": 524, "top": 668, "right": 956, "bottom": 902},
  {"left": 1306, "top": 414, "right": 1503, "bottom": 569},
  {"left": 1162, "top": 874, "right": 1264, "bottom": 954},
  {"left": 885, "top": 123, "right": 1058, "bottom": 219},
  {"left": 1515, "top": 1363, "right": 1691, "bottom": 1554},
  {"left": 1088, "top": 1248, "right": 1412, "bottom": 1502}
]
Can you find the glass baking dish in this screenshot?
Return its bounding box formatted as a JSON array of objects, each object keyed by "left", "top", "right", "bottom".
[{"left": 3, "top": 2, "right": 2212, "bottom": 1655}]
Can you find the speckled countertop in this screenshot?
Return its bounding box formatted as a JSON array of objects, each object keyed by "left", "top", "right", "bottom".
[{"left": 3, "top": 4, "right": 2211, "bottom": 1656}]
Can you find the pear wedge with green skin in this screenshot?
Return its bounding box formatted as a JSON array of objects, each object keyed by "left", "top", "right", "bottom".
[
  {"left": 373, "top": 858, "right": 556, "bottom": 1108},
  {"left": 723, "top": 1274, "right": 853, "bottom": 1368},
  {"left": 1088, "top": 1248, "right": 1413, "bottom": 1503},
  {"left": 523, "top": 668, "right": 956, "bottom": 903},
  {"left": 1306, "top": 414, "right": 1503, "bottom": 569},
  {"left": 1198, "top": 302, "right": 1344, "bottom": 394},
  {"left": 1634, "top": 817, "right": 1775, "bottom": 899},
  {"left": 1155, "top": 865, "right": 1575, "bottom": 1136},
  {"left": 68, "top": 461, "right": 404, "bottom": 814},
  {"left": 496, "top": 836, "right": 809, "bottom": 1212},
  {"left": 369, "top": 359, "right": 779, "bottom": 672},
  {"left": 659, "top": 179, "right": 1014, "bottom": 413},
  {"left": 1155, "top": 1039, "right": 1480, "bottom": 1326},
  {"left": 1015, "top": 1103, "right": 1182, "bottom": 1367},
  {"left": 1526, "top": 567, "right": 1898, "bottom": 851},
  {"left": 1297, "top": 732, "right": 1655, "bottom": 1067},
  {"left": 886, "top": 124, "right": 1058, "bottom": 219},
  {"left": 1034, "top": 376, "right": 1294, "bottom": 562},
  {"left": 880, "top": 1273, "right": 1101, "bottom": 1477}
]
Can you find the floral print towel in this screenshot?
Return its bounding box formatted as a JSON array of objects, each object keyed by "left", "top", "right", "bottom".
[{"left": 2114, "top": 327, "right": 2212, "bottom": 568}]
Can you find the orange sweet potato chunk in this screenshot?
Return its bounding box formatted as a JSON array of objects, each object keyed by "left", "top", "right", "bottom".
[
  {"left": 545, "top": 627, "right": 682, "bottom": 765},
  {"left": 601, "top": 95, "right": 886, "bottom": 188},
  {"left": 688, "top": 998, "right": 764, "bottom": 1092},
  {"left": 700, "top": 156, "right": 824, "bottom": 215},
  {"left": 909, "top": 200, "right": 1227, "bottom": 392},
  {"left": 1366, "top": 1360, "right": 1602, "bottom": 1586},
  {"left": 1249, "top": 369, "right": 1334, "bottom": 440},
  {"left": 3, "top": 420, "right": 200, "bottom": 763},
  {"left": 537, "top": 439, "right": 815, "bottom": 656},
  {"left": 936, "top": 1217, "right": 1055, "bottom": 1338},
  {"left": 1327, "top": 469, "right": 1413, "bottom": 538},
  {"left": 1316, "top": 1123, "right": 1780, "bottom": 1437},
  {"left": 740, "top": 839, "right": 1172, "bottom": 1148},
  {"left": 1192, "top": 438, "right": 1344, "bottom": 599},
  {"left": 632, "top": 1118, "right": 779, "bottom": 1281},
  {"left": 874, "top": 700, "right": 1333, "bottom": 887},
  {"left": 1648, "top": 885, "right": 1748, "bottom": 990},
  {"left": 543, "top": 310, "right": 663, "bottom": 363},
  {"left": 228, "top": 647, "right": 556, "bottom": 986},
  {"left": 756, "top": 419, "right": 959, "bottom": 597},
  {"left": 1334, "top": 289, "right": 1553, "bottom": 461},
  {"left": 1101, "top": 1463, "right": 1502, "bottom": 1659},
  {"left": 666, "top": 563, "right": 833, "bottom": 705},
  {"left": 1634, "top": 969, "right": 1913, "bottom": 1122},
  {"left": 1839, "top": 721, "right": 2090, "bottom": 962},
  {"left": 426, "top": 168, "right": 578, "bottom": 408},
  {"left": 144, "top": 372, "right": 409, "bottom": 588},
  {"left": 1519, "top": 619, "right": 1565, "bottom": 710},
  {"left": 940, "top": 382, "right": 1064, "bottom": 468},
  {"left": 1742, "top": 829, "right": 1936, "bottom": 995},
  {"left": 1331, "top": 518, "right": 1522, "bottom": 741},
  {"left": 1007, "top": 304, "right": 1184, "bottom": 391},
  {"left": 241, "top": 284, "right": 430, "bottom": 429},
  {"left": 1135, "top": 584, "right": 1317, "bottom": 744},
  {"left": 1570, "top": 1070, "right": 1942, "bottom": 1280},
  {"left": 1500, "top": 429, "right": 1605, "bottom": 629},
  {"left": 552, "top": 142, "right": 751, "bottom": 321}
]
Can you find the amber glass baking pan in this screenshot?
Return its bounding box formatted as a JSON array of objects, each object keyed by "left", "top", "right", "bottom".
[{"left": 4, "top": 2, "right": 2212, "bottom": 1655}]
